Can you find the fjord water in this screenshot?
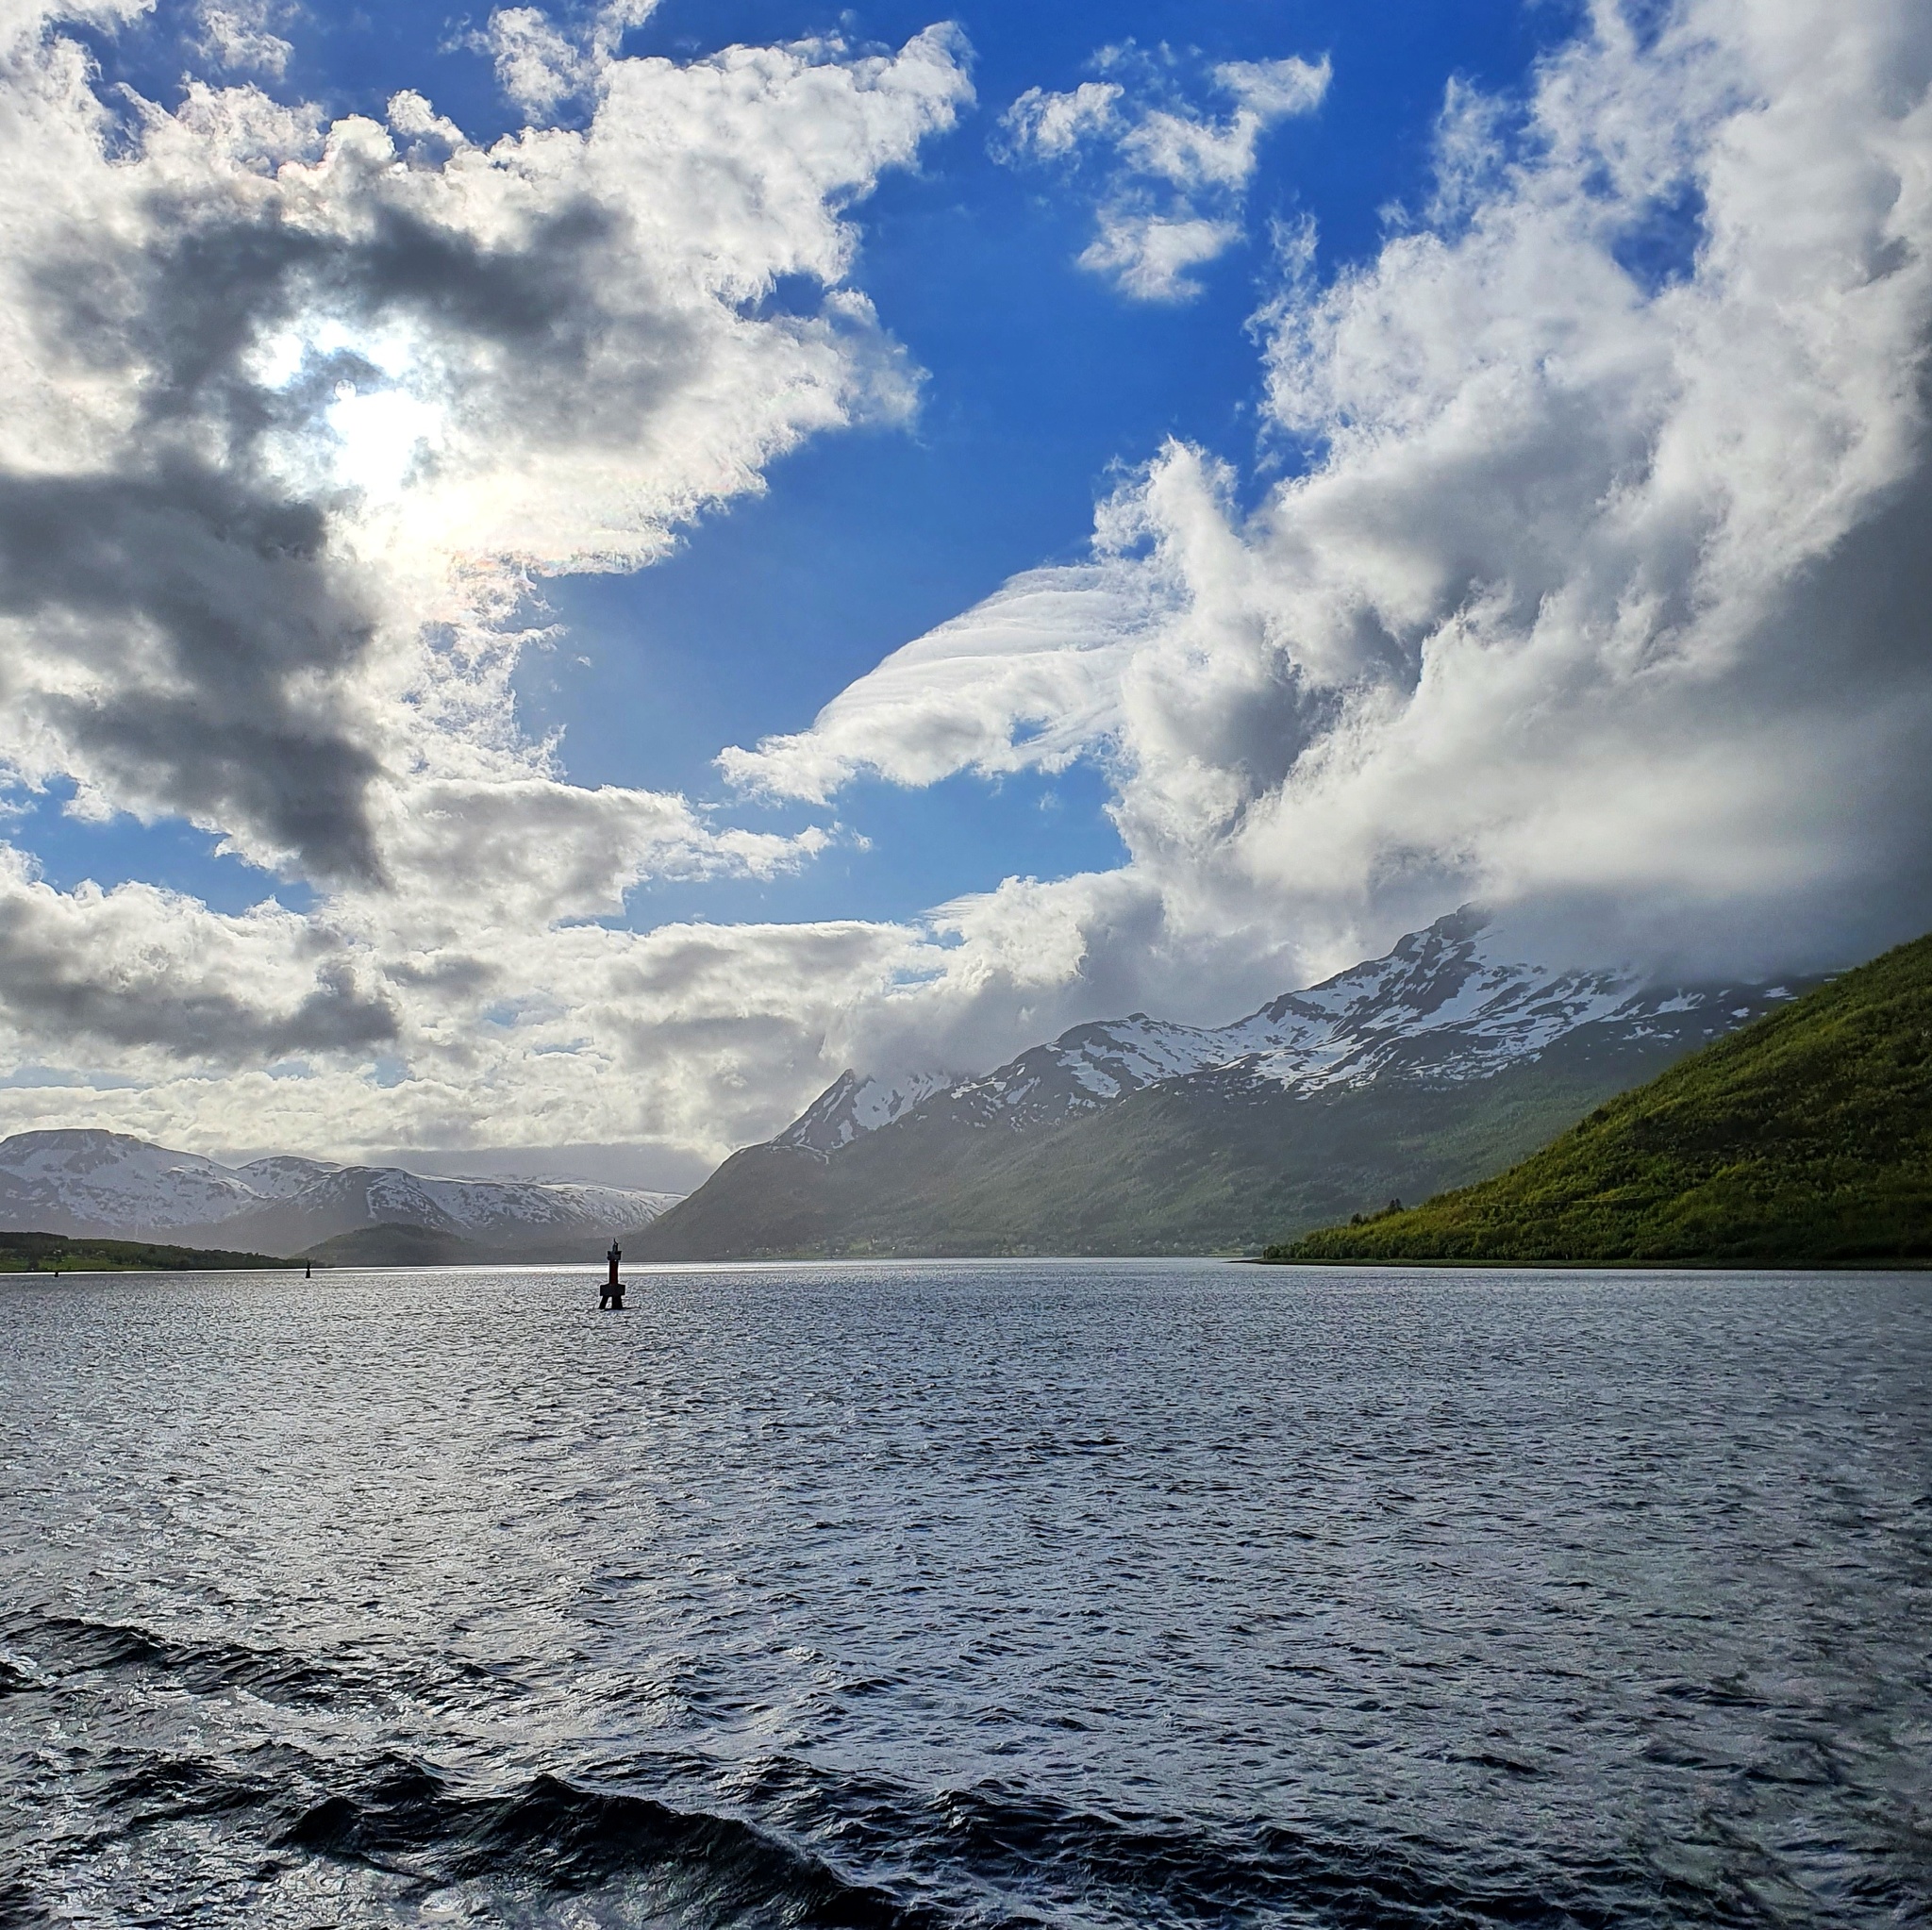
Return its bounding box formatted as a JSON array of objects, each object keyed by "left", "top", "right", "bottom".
[{"left": 2, "top": 1264, "right": 1926, "bottom": 1928}]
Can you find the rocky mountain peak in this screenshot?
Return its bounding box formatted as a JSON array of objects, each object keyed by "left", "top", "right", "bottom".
[
  {"left": 775, "top": 1069, "right": 965, "bottom": 1156},
  {"left": 761, "top": 907, "right": 1797, "bottom": 1157}
]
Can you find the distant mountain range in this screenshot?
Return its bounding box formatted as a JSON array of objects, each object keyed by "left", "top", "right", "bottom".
[
  {"left": 1274, "top": 928, "right": 1931, "bottom": 1266},
  {"left": 636, "top": 908, "right": 1812, "bottom": 1258},
  {"left": 0, "top": 1133, "right": 680, "bottom": 1261},
  {"left": 1, "top": 908, "right": 1823, "bottom": 1265}
]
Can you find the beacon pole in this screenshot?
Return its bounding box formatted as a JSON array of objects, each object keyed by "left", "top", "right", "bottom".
[{"left": 600, "top": 1240, "right": 625, "bottom": 1310}]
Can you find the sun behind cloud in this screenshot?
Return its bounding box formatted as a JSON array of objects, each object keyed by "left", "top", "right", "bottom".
[{"left": 0, "top": 0, "right": 1928, "bottom": 1178}]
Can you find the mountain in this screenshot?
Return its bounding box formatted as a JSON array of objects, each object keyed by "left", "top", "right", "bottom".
[
  {"left": 1268, "top": 930, "right": 1932, "bottom": 1267},
  {"left": 774, "top": 1069, "right": 967, "bottom": 1154},
  {"left": 298, "top": 1223, "right": 483, "bottom": 1267},
  {"left": 0, "top": 1130, "right": 680, "bottom": 1259},
  {"left": 635, "top": 909, "right": 1809, "bottom": 1259}
]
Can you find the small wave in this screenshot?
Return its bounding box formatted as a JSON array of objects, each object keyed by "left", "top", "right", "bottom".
[
  {"left": 276, "top": 1757, "right": 932, "bottom": 1925},
  {"left": 4, "top": 1733, "right": 1866, "bottom": 1929},
  {"left": 8, "top": 1610, "right": 316, "bottom": 1695},
  {"left": 0, "top": 1869, "right": 55, "bottom": 1930},
  {"left": 0, "top": 1655, "right": 42, "bottom": 1696},
  {"left": 680, "top": 1759, "right": 1704, "bottom": 1929},
  {"left": 1, "top": 1609, "right": 508, "bottom": 1713},
  {"left": 908, "top": 1781, "right": 1545, "bottom": 1927},
  {"left": 11, "top": 1612, "right": 184, "bottom": 1672}
]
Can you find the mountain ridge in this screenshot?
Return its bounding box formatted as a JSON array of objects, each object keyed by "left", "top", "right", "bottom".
[
  {"left": 636, "top": 910, "right": 1810, "bottom": 1259},
  {"left": 0, "top": 1130, "right": 680, "bottom": 1259}
]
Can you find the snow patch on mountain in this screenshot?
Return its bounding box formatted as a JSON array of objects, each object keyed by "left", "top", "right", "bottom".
[
  {"left": 768, "top": 907, "right": 1800, "bottom": 1151},
  {"left": 231, "top": 1155, "right": 341, "bottom": 1200},
  {"left": 776, "top": 1068, "right": 966, "bottom": 1156},
  {"left": 0, "top": 1130, "right": 680, "bottom": 1249},
  {"left": 0, "top": 1130, "right": 267, "bottom": 1231}
]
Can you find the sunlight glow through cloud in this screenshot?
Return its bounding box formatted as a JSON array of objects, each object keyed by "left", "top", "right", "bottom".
[
  {"left": 0, "top": 0, "right": 1925, "bottom": 1178},
  {"left": 325, "top": 383, "right": 443, "bottom": 497}
]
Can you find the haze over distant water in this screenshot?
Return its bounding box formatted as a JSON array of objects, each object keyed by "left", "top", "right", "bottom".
[{"left": 2, "top": 1262, "right": 1926, "bottom": 1926}]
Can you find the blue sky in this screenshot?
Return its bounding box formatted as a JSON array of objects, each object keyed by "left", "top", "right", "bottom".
[
  {"left": 31, "top": 0, "right": 1579, "bottom": 929},
  {"left": 2, "top": 0, "right": 1926, "bottom": 1173}
]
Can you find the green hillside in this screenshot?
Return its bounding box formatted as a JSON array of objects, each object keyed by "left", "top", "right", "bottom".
[
  {"left": 0, "top": 1229, "right": 296, "bottom": 1273},
  {"left": 1268, "top": 932, "right": 1932, "bottom": 1266},
  {"left": 297, "top": 1223, "right": 638, "bottom": 1266}
]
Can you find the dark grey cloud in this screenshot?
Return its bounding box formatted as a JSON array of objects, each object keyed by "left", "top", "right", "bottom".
[
  {"left": 0, "top": 909, "right": 397, "bottom": 1059},
  {"left": 0, "top": 461, "right": 385, "bottom": 880},
  {"left": 43, "top": 187, "right": 688, "bottom": 450}
]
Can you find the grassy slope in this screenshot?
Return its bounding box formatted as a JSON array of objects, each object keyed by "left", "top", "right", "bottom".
[
  {"left": 636, "top": 1025, "right": 1728, "bottom": 1259},
  {"left": 0, "top": 1229, "right": 295, "bottom": 1272},
  {"left": 1271, "top": 932, "right": 1932, "bottom": 1266}
]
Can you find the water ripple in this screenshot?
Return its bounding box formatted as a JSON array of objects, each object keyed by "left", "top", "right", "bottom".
[{"left": 2, "top": 1260, "right": 1927, "bottom": 1926}]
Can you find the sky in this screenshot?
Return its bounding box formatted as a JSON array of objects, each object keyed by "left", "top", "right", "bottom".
[{"left": 0, "top": 0, "right": 1928, "bottom": 1189}]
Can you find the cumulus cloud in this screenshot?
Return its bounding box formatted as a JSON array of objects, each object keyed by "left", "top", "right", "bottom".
[
  {"left": 7, "top": 0, "right": 1932, "bottom": 1179},
  {"left": 997, "top": 43, "right": 1330, "bottom": 299},
  {"left": 732, "top": 0, "right": 1932, "bottom": 1008},
  {"left": 0, "top": 848, "right": 396, "bottom": 1061},
  {"left": 0, "top": 1, "right": 975, "bottom": 1158}
]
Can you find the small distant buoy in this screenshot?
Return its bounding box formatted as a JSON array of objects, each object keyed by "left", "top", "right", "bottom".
[
  {"left": 600, "top": 1240, "right": 625, "bottom": 1310},
  {"left": 305, "top": 1259, "right": 312, "bottom": 1279}
]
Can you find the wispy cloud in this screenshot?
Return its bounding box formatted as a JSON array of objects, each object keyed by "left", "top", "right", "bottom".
[{"left": 996, "top": 43, "right": 1331, "bottom": 300}]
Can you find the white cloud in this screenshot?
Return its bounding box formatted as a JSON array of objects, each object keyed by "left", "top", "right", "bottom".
[
  {"left": 480, "top": 0, "right": 664, "bottom": 118},
  {"left": 1214, "top": 56, "right": 1332, "bottom": 124},
  {"left": 997, "top": 44, "right": 1330, "bottom": 300},
  {"left": 1079, "top": 211, "right": 1241, "bottom": 303},
  {"left": 719, "top": 558, "right": 1176, "bottom": 804},
  {"left": 484, "top": 6, "right": 589, "bottom": 117},
  {"left": 192, "top": 0, "right": 291, "bottom": 76},
  {"left": 0, "top": 3, "right": 975, "bottom": 1160},
  {"left": 997, "top": 79, "right": 1121, "bottom": 160},
  {"left": 5, "top": 0, "right": 1930, "bottom": 1181},
  {"left": 0, "top": 0, "right": 145, "bottom": 55},
  {"left": 731, "top": 0, "right": 1932, "bottom": 1005}
]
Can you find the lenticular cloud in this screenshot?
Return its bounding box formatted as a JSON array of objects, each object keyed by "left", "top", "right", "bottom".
[{"left": 734, "top": 0, "right": 1932, "bottom": 987}]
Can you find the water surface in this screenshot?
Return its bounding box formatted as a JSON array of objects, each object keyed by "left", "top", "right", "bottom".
[{"left": 2, "top": 1260, "right": 1926, "bottom": 1926}]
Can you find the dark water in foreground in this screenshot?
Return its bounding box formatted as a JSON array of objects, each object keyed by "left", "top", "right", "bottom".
[{"left": 2, "top": 1262, "right": 1927, "bottom": 1929}]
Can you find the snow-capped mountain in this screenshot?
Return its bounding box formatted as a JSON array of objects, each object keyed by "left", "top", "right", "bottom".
[
  {"left": 0, "top": 1131, "right": 293, "bottom": 1232},
  {"left": 775, "top": 907, "right": 1796, "bottom": 1144},
  {"left": 637, "top": 907, "right": 1809, "bottom": 1260},
  {"left": 774, "top": 1069, "right": 968, "bottom": 1156},
  {"left": 0, "top": 1130, "right": 680, "bottom": 1256}
]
